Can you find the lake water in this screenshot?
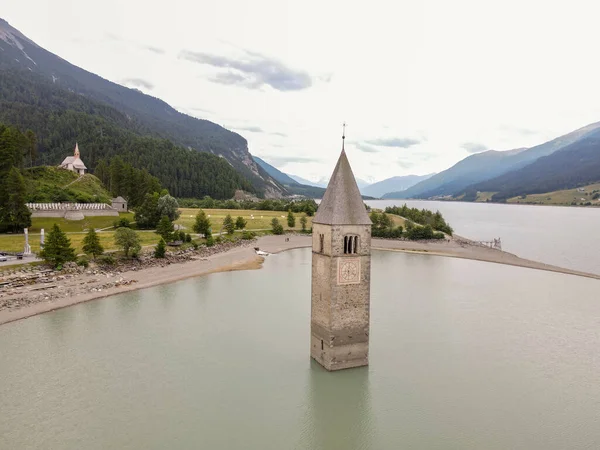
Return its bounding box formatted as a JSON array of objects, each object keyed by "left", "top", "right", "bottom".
[
  {"left": 2, "top": 248, "right": 599, "bottom": 449},
  {"left": 366, "top": 200, "right": 600, "bottom": 274}
]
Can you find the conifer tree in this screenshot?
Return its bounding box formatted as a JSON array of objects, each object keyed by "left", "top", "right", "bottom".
[
  {"left": 223, "top": 214, "right": 235, "bottom": 234},
  {"left": 235, "top": 216, "right": 247, "bottom": 230},
  {"left": 40, "top": 224, "right": 76, "bottom": 268},
  {"left": 0, "top": 167, "right": 32, "bottom": 233},
  {"left": 193, "top": 209, "right": 211, "bottom": 237},
  {"left": 156, "top": 215, "right": 174, "bottom": 241},
  {"left": 287, "top": 210, "right": 295, "bottom": 228},
  {"left": 154, "top": 238, "right": 166, "bottom": 258},
  {"left": 300, "top": 215, "right": 307, "bottom": 232},
  {"left": 82, "top": 228, "right": 104, "bottom": 259},
  {"left": 271, "top": 218, "right": 284, "bottom": 235}
]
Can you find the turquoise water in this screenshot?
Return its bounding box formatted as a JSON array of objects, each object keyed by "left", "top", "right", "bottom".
[{"left": 1, "top": 248, "right": 599, "bottom": 449}]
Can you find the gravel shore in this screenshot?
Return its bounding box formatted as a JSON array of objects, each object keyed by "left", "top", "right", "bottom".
[{"left": 1, "top": 234, "right": 597, "bottom": 326}]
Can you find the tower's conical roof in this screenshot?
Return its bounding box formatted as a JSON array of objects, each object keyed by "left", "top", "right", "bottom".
[{"left": 313, "top": 149, "right": 372, "bottom": 225}]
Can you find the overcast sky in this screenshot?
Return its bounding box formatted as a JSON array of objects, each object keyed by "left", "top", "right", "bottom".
[{"left": 4, "top": 0, "right": 600, "bottom": 182}]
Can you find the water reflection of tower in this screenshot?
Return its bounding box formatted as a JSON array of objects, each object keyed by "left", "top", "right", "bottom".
[{"left": 300, "top": 360, "right": 375, "bottom": 449}]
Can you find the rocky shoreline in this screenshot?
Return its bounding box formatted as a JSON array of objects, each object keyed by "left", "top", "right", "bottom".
[
  {"left": 1, "top": 234, "right": 598, "bottom": 326},
  {"left": 0, "top": 239, "right": 256, "bottom": 315}
]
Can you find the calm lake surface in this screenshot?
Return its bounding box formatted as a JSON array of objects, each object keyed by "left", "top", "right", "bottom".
[
  {"left": 2, "top": 248, "right": 600, "bottom": 449},
  {"left": 366, "top": 200, "right": 600, "bottom": 274}
]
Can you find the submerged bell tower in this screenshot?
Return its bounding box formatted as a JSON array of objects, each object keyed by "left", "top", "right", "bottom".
[{"left": 310, "top": 125, "right": 372, "bottom": 371}]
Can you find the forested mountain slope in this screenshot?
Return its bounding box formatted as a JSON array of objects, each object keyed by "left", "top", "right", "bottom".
[
  {"left": 0, "top": 71, "right": 256, "bottom": 199},
  {"left": 0, "top": 18, "right": 284, "bottom": 197}
]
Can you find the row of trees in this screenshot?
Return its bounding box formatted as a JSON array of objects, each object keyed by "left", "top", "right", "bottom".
[
  {"left": 94, "top": 157, "right": 161, "bottom": 209},
  {"left": 40, "top": 224, "right": 142, "bottom": 267},
  {"left": 384, "top": 204, "right": 453, "bottom": 235},
  {"left": 370, "top": 211, "right": 445, "bottom": 240},
  {"left": 0, "top": 124, "right": 33, "bottom": 233},
  {"left": 179, "top": 197, "right": 318, "bottom": 215}
]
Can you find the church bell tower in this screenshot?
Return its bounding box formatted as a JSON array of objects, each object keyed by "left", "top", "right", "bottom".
[{"left": 310, "top": 126, "right": 372, "bottom": 371}]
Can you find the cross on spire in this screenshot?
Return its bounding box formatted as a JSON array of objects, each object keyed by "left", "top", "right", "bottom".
[{"left": 342, "top": 122, "right": 346, "bottom": 151}]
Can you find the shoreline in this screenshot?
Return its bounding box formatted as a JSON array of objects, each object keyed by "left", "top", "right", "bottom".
[{"left": 1, "top": 234, "right": 598, "bottom": 326}]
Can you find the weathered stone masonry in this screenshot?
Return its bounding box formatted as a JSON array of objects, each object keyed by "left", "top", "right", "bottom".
[{"left": 310, "top": 145, "right": 372, "bottom": 371}]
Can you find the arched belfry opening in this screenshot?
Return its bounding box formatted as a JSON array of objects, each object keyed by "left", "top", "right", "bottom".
[
  {"left": 310, "top": 124, "right": 372, "bottom": 371},
  {"left": 343, "top": 235, "right": 359, "bottom": 254}
]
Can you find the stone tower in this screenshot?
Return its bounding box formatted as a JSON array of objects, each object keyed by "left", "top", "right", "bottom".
[{"left": 310, "top": 129, "right": 372, "bottom": 371}]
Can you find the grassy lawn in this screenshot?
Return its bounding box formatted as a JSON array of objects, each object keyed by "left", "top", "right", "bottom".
[
  {"left": 474, "top": 192, "right": 496, "bottom": 202},
  {"left": 386, "top": 213, "right": 407, "bottom": 227},
  {"left": 176, "top": 208, "right": 313, "bottom": 232},
  {"left": 28, "top": 212, "right": 135, "bottom": 233},
  {"left": 507, "top": 183, "right": 600, "bottom": 206},
  {"left": 0, "top": 230, "right": 160, "bottom": 254},
  {"left": 1, "top": 208, "right": 313, "bottom": 256}
]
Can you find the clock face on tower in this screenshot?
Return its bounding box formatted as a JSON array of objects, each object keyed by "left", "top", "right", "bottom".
[{"left": 337, "top": 258, "right": 361, "bottom": 285}]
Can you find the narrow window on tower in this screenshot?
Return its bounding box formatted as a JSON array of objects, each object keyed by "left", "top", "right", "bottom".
[
  {"left": 319, "top": 234, "right": 324, "bottom": 253},
  {"left": 321, "top": 339, "right": 324, "bottom": 350},
  {"left": 344, "top": 235, "right": 359, "bottom": 254}
]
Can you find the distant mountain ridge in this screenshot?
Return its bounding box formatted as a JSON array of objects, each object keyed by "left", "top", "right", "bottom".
[
  {"left": 463, "top": 127, "right": 600, "bottom": 201},
  {"left": 253, "top": 156, "right": 300, "bottom": 186},
  {"left": 253, "top": 156, "right": 327, "bottom": 198},
  {"left": 362, "top": 174, "right": 435, "bottom": 198},
  {"left": 289, "top": 175, "right": 326, "bottom": 188},
  {"left": 389, "top": 121, "right": 600, "bottom": 200},
  {"left": 0, "top": 18, "right": 284, "bottom": 197}
]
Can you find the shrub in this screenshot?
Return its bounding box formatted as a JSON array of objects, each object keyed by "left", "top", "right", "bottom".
[
  {"left": 235, "top": 216, "right": 247, "bottom": 230},
  {"left": 406, "top": 224, "right": 435, "bottom": 240},
  {"left": 205, "top": 235, "right": 215, "bottom": 247},
  {"left": 154, "top": 238, "right": 166, "bottom": 258},
  {"left": 215, "top": 236, "right": 223, "bottom": 244},
  {"left": 98, "top": 255, "right": 116, "bottom": 265},
  {"left": 113, "top": 218, "right": 131, "bottom": 229},
  {"left": 76, "top": 257, "right": 89, "bottom": 268},
  {"left": 185, "top": 233, "right": 192, "bottom": 243},
  {"left": 241, "top": 230, "right": 257, "bottom": 240},
  {"left": 223, "top": 214, "right": 235, "bottom": 235},
  {"left": 287, "top": 210, "right": 295, "bottom": 228},
  {"left": 271, "top": 218, "right": 284, "bottom": 235},
  {"left": 300, "top": 215, "right": 307, "bottom": 232}
]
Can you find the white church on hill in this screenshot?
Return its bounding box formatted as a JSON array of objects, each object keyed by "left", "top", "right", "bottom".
[{"left": 59, "top": 142, "right": 87, "bottom": 175}]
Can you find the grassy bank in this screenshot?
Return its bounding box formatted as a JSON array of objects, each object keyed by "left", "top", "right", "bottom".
[
  {"left": 175, "top": 208, "right": 313, "bottom": 232},
  {"left": 507, "top": 182, "right": 600, "bottom": 206},
  {"left": 0, "top": 208, "right": 311, "bottom": 255},
  {"left": 27, "top": 212, "right": 135, "bottom": 233},
  {"left": 0, "top": 230, "right": 160, "bottom": 254}
]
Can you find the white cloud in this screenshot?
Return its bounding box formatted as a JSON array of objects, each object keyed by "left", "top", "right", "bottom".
[{"left": 4, "top": 0, "right": 600, "bottom": 182}]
